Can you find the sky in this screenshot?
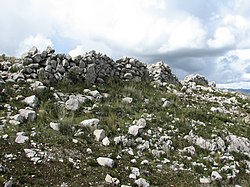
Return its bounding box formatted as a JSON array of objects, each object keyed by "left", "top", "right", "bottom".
[{"left": 1, "top": 0, "right": 250, "bottom": 89}]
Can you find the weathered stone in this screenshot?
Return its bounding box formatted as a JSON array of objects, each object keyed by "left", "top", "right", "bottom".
[
  {"left": 200, "top": 177, "right": 211, "bottom": 184},
  {"left": 122, "top": 97, "right": 133, "bottom": 104},
  {"left": 128, "top": 125, "right": 140, "bottom": 136},
  {"left": 148, "top": 61, "right": 180, "bottom": 85},
  {"left": 96, "top": 157, "right": 114, "bottom": 168},
  {"left": 50, "top": 122, "right": 59, "bottom": 131},
  {"left": 134, "top": 178, "right": 149, "bottom": 187},
  {"left": 65, "top": 95, "right": 80, "bottom": 111},
  {"left": 162, "top": 100, "right": 171, "bottom": 108},
  {"left": 93, "top": 129, "right": 106, "bottom": 141},
  {"left": 136, "top": 118, "right": 146, "bottom": 128},
  {"left": 102, "top": 137, "right": 110, "bottom": 146},
  {"left": 15, "top": 132, "right": 29, "bottom": 144},
  {"left": 23, "top": 95, "right": 39, "bottom": 108},
  {"left": 80, "top": 118, "right": 99, "bottom": 129},
  {"left": 10, "top": 114, "right": 24, "bottom": 123},
  {"left": 85, "top": 64, "right": 96, "bottom": 84},
  {"left": 46, "top": 46, "right": 55, "bottom": 54},
  {"left": 226, "top": 135, "right": 250, "bottom": 154},
  {"left": 19, "top": 108, "right": 36, "bottom": 122},
  {"left": 105, "top": 174, "right": 120, "bottom": 185},
  {"left": 211, "top": 171, "right": 222, "bottom": 181},
  {"left": 183, "top": 74, "right": 209, "bottom": 86},
  {"left": 33, "top": 54, "right": 42, "bottom": 63}
]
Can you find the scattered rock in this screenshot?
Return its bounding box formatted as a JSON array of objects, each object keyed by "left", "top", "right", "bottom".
[
  {"left": 50, "top": 122, "right": 59, "bottom": 131},
  {"left": 134, "top": 178, "right": 150, "bottom": 187},
  {"left": 162, "top": 100, "right": 171, "bottom": 108},
  {"left": 93, "top": 129, "right": 106, "bottom": 141},
  {"left": 19, "top": 108, "right": 36, "bottom": 122},
  {"left": 23, "top": 95, "right": 39, "bottom": 108},
  {"left": 136, "top": 118, "right": 146, "bottom": 128},
  {"left": 226, "top": 135, "right": 250, "bottom": 155},
  {"left": 80, "top": 118, "right": 99, "bottom": 129},
  {"left": 65, "top": 95, "right": 80, "bottom": 111},
  {"left": 105, "top": 174, "right": 120, "bottom": 185},
  {"left": 4, "top": 180, "right": 13, "bottom": 187},
  {"left": 15, "top": 132, "right": 29, "bottom": 144},
  {"left": 102, "top": 137, "right": 110, "bottom": 146},
  {"left": 97, "top": 157, "right": 114, "bottom": 168},
  {"left": 200, "top": 176, "right": 211, "bottom": 184},
  {"left": 128, "top": 125, "right": 140, "bottom": 136},
  {"left": 122, "top": 97, "right": 133, "bottom": 104}
]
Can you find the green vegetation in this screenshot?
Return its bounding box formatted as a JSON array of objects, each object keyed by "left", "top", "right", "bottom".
[{"left": 0, "top": 79, "right": 250, "bottom": 187}]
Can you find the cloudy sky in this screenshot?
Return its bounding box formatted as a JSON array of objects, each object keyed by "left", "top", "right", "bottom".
[{"left": 1, "top": 0, "right": 250, "bottom": 88}]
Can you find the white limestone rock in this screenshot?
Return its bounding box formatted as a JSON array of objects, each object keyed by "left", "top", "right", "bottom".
[
  {"left": 131, "top": 167, "right": 140, "bottom": 178},
  {"left": 65, "top": 95, "right": 80, "bottom": 111},
  {"left": 182, "top": 146, "right": 196, "bottom": 156},
  {"left": 226, "top": 135, "right": 250, "bottom": 155},
  {"left": 23, "top": 95, "right": 39, "bottom": 108},
  {"left": 105, "top": 174, "right": 120, "bottom": 185},
  {"left": 88, "top": 90, "right": 101, "bottom": 98},
  {"left": 93, "top": 129, "right": 106, "bottom": 141},
  {"left": 97, "top": 157, "right": 114, "bottom": 168},
  {"left": 80, "top": 118, "right": 99, "bottom": 130},
  {"left": 19, "top": 108, "right": 36, "bottom": 122},
  {"left": 122, "top": 97, "right": 133, "bottom": 104},
  {"left": 10, "top": 114, "right": 24, "bottom": 123},
  {"left": 128, "top": 125, "right": 140, "bottom": 136},
  {"left": 211, "top": 171, "right": 222, "bottom": 181},
  {"left": 15, "top": 132, "right": 29, "bottom": 144},
  {"left": 199, "top": 176, "right": 211, "bottom": 184},
  {"left": 10, "top": 120, "right": 22, "bottom": 125},
  {"left": 102, "top": 137, "right": 110, "bottom": 146},
  {"left": 134, "top": 178, "right": 150, "bottom": 187},
  {"left": 86, "top": 148, "right": 93, "bottom": 154},
  {"left": 136, "top": 118, "right": 146, "bottom": 128},
  {"left": 50, "top": 122, "right": 59, "bottom": 131},
  {"left": 162, "top": 100, "right": 171, "bottom": 108},
  {"left": 128, "top": 118, "right": 146, "bottom": 136}
]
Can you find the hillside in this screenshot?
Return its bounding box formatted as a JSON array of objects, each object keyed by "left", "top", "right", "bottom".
[{"left": 0, "top": 47, "right": 250, "bottom": 187}]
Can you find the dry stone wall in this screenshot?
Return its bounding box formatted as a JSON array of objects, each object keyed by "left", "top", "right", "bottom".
[{"left": 0, "top": 46, "right": 181, "bottom": 85}]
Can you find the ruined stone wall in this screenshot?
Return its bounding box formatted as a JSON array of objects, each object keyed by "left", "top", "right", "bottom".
[{"left": 0, "top": 46, "right": 180, "bottom": 86}]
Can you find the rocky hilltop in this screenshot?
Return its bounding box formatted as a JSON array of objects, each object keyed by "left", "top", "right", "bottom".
[{"left": 0, "top": 47, "right": 249, "bottom": 187}]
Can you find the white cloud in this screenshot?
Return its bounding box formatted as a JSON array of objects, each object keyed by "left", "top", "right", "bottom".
[
  {"left": 69, "top": 45, "right": 85, "bottom": 57},
  {"left": 1, "top": 0, "right": 250, "bottom": 88},
  {"left": 157, "top": 16, "right": 206, "bottom": 52},
  {"left": 17, "top": 34, "right": 53, "bottom": 56},
  {"left": 207, "top": 27, "right": 235, "bottom": 48},
  {"left": 228, "top": 49, "right": 250, "bottom": 60},
  {"left": 207, "top": 50, "right": 250, "bottom": 85},
  {"left": 217, "top": 82, "right": 250, "bottom": 89},
  {"left": 223, "top": 14, "right": 248, "bottom": 30}
]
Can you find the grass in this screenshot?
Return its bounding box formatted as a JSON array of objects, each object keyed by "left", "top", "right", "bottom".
[{"left": 0, "top": 78, "right": 250, "bottom": 186}]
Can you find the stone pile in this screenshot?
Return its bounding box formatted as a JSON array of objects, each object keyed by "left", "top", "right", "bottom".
[
  {"left": 76, "top": 50, "right": 116, "bottom": 84},
  {"left": 183, "top": 74, "right": 209, "bottom": 87},
  {"left": 148, "top": 61, "right": 180, "bottom": 85},
  {"left": 115, "top": 57, "right": 149, "bottom": 81},
  {"left": 0, "top": 46, "right": 184, "bottom": 86}
]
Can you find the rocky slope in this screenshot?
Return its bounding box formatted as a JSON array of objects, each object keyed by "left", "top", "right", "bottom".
[{"left": 0, "top": 47, "right": 250, "bottom": 187}]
